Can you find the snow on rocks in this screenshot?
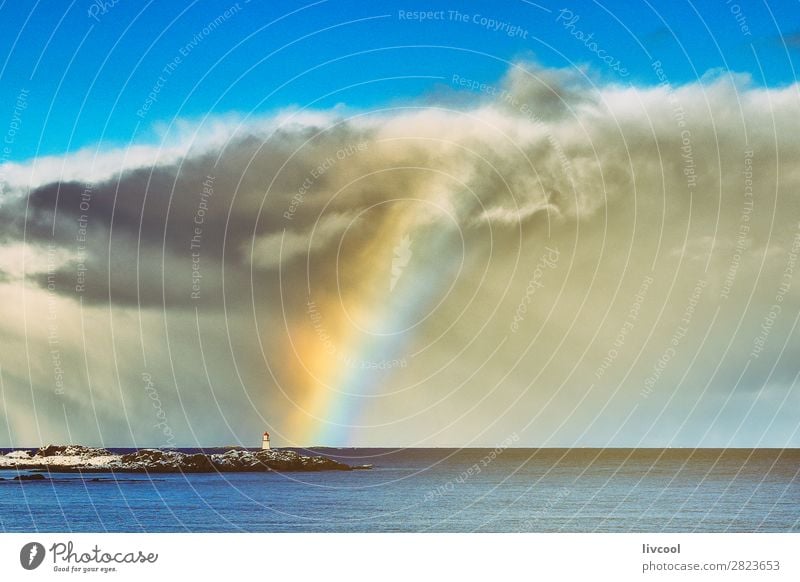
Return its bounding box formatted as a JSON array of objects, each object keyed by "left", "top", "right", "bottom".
[{"left": 0, "top": 445, "right": 358, "bottom": 473}]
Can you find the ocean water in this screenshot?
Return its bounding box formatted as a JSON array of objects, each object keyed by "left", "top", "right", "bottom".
[{"left": 0, "top": 448, "right": 797, "bottom": 532}]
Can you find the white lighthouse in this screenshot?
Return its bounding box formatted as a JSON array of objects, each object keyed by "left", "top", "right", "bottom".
[{"left": 261, "top": 431, "right": 271, "bottom": 450}]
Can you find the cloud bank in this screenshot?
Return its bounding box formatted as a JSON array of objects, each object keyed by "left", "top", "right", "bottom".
[{"left": 1, "top": 62, "right": 799, "bottom": 448}]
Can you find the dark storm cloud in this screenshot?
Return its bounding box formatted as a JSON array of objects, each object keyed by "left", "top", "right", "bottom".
[{"left": 1, "top": 61, "right": 800, "bottom": 447}]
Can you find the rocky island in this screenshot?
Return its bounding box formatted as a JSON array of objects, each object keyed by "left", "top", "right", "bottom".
[{"left": 0, "top": 445, "right": 368, "bottom": 474}]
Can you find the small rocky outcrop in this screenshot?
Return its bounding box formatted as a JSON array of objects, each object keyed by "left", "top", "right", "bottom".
[
  {"left": 0, "top": 445, "right": 360, "bottom": 473},
  {"left": 10, "top": 474, "right": 47, "bottom": 481},
  {"left": 110, "top": 448, "right": 352, "bottom": 473}
]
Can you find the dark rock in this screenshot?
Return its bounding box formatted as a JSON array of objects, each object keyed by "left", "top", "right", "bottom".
[
  {"left": 182, "top": 453, "right": 215, "bottom": 472},
  {"left": 119, "top": 449, "right": 173, "bottom": 465},
  {"left": 11, "top": 474, "right": 47, "bottom": 481},
  {"left": 9, "top": 445, "right": 365, "bottom": 473}
]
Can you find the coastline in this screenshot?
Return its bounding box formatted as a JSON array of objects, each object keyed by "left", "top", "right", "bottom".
[{"left": 0, "top": 445, "right": 371, "bottom": 474}]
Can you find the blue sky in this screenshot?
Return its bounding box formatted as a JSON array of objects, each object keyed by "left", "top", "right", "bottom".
[{"left": 1, "top": 0, "right": 798, "bottom": 161}]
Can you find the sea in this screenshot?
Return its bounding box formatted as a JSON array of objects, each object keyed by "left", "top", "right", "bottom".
[{"left": 0, "top": 448, "right": 797, "bottom": 532}]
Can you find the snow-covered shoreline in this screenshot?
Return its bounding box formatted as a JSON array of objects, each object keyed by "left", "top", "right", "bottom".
[{"left": 0, "top": 445, "right": 366, "bottom": 473}]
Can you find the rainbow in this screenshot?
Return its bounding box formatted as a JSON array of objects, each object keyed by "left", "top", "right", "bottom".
[{"left": 281, "top": 201, "right": 460, "bottom": 445}]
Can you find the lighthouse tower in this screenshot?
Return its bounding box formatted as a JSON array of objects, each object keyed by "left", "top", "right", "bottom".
[{"left": 261, "top": 431, "right": 271, "bottom": 450}]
